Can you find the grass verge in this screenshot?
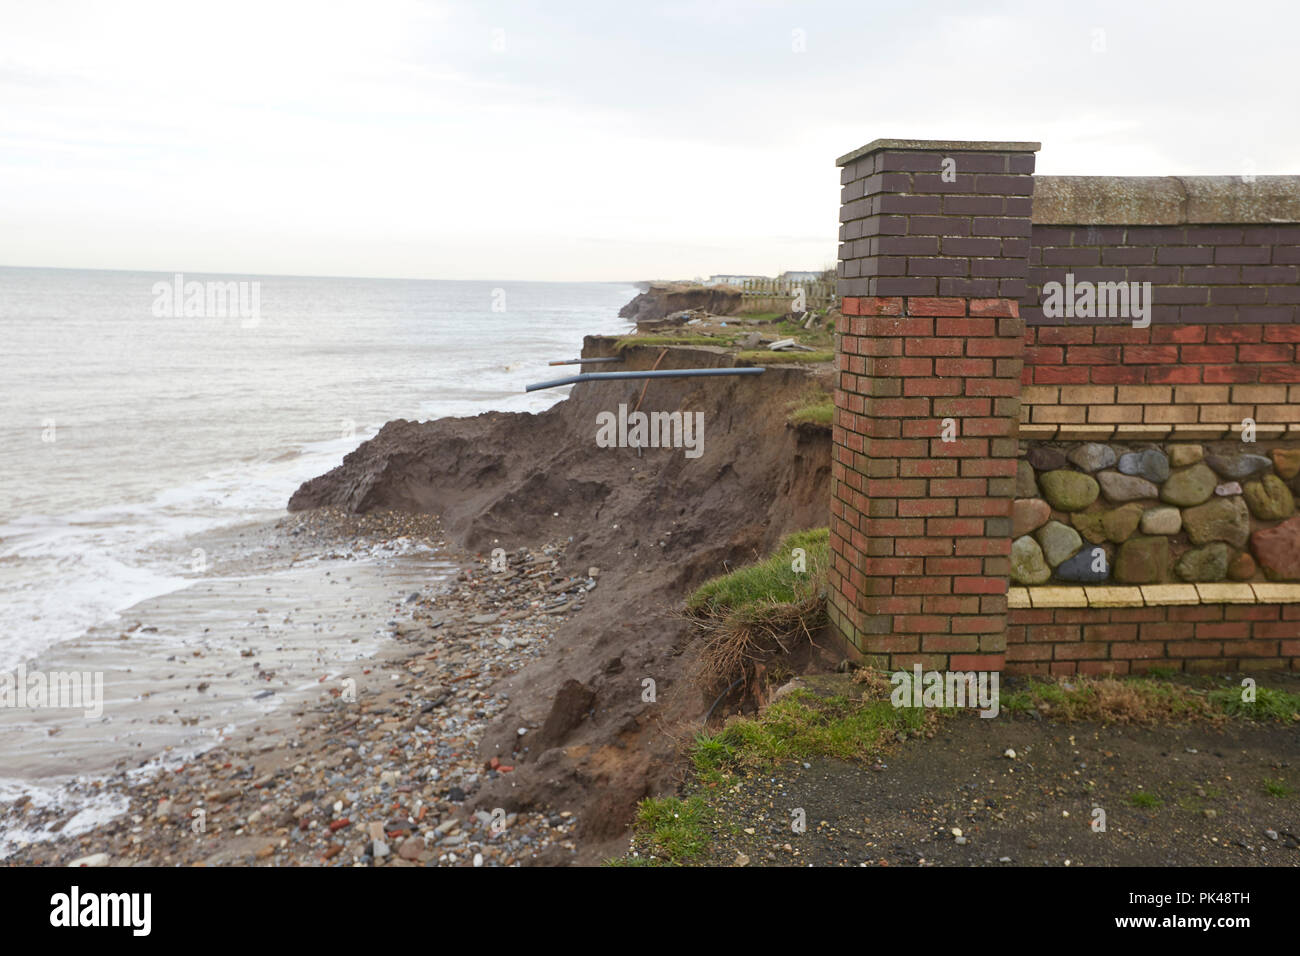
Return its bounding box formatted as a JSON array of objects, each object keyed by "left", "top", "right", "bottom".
[
  {"left": 614, "top": 335, "right": 737, "bottom": 350},
  {"left": 1000, "top": 675, "right": 1300, "bottom": 725}
]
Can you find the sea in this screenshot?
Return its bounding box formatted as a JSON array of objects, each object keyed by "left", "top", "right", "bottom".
[{"left": 0, "top": 266, "right": 636, "bottom": 671}]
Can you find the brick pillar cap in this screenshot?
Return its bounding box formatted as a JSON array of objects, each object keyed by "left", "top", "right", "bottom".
[{"left": 836, "top": 138, "right": 1042, "bottom": 167}]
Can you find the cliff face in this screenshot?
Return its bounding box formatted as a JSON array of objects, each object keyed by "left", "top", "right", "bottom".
[
  {"left": 288, "top": 340, "right": 833, "bottom": 860},
  {"left": 616, "top": 282, "right": 743, "bottom": 324}
]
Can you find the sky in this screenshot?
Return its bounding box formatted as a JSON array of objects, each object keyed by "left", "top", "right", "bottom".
[{"left": 1, "top": 0, "right": 1296, "bottom": 281}]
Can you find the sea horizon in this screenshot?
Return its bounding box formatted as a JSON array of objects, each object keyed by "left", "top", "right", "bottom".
[{"left": 0, "top": 262, "right": 645, "bottom": 286}]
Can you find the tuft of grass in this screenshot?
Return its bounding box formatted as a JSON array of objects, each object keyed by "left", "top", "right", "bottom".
[
  {"left": 626, "top": 795, "right": 712, "bottom": 865},
  {"left": 696, "top": 691, "right": 931, "bottom": 772},
  {"left": 1208, "top": 685, "right": 1300, "bottom": 721},
  {"left": 686, "top": 528, "right": 829, "bottom": 691},
  {"left": 998, "top": 689, "right": 1037, "bottom": 715},
  {"left": 790, "top": 403, "right": 833, "bottom": 426},
  {"left": 787, "top": 389, "right": 834, "bottom": 427},
  {"left": 737, "top": 349, "right": 835, "bottom": 364},
  {"left": 1128, "top": 791, "right": 1163, "bottom": 809},
  {"left": 1262, "top": 778, "right": 1294, "bottom": 798},
  {"left": 780, "top": 387, "right": 832, "bottom": 429},
  {"left": 687, "top": 528, "right": 828, "bottom": 617}
]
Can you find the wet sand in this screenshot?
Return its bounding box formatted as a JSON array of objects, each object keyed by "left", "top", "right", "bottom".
[{"left": 0, "top": 510, "right": 456, "bottom": 856}]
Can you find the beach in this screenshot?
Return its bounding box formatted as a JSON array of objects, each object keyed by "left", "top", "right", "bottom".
[{"left": 1, "top": 507, "right": 593, "bottom": 866}]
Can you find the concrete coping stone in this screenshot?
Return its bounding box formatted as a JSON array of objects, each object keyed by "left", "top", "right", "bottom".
[
  {"left": 1007, "top": 583, "right": 1300, "bottom": 608},
  {"left": 1019, "top": 424, "right": 1296, "bottom": 441},
  {"left": 836, "top": 138, "right": 1042, "bottom": 167},
  {"left": 1033, "top": 175, "right": 1300, "bottom": 225}
]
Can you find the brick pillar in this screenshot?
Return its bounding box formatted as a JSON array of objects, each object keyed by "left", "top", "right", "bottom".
[{"left": 828, "top": 138, "right": 1040, "bottom": 672}]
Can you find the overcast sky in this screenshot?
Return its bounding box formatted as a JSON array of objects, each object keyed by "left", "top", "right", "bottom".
[{"left": 1, "top": 0, "right": 1296, "bottom": 281}]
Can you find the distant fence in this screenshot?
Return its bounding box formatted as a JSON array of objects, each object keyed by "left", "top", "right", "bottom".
[{"left": 738, "top": 277, "right": 835, "bottom": 312}]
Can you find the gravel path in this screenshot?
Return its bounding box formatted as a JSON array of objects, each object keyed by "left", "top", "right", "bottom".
[{"left": 640, "top": 708, "right": 1300, "bottom": 867}]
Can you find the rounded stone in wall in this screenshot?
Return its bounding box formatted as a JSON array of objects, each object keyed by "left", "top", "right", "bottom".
[
  {"left": 1114, "top": 536, "right": 1169, "bottom": 584},
  {"left": 1118, "top": 448, "right": 1170, "bottom": 484},
  {"left": 1039, "top": 470, "right": 1099, "bottom": 512},
  {"left": 1011, "top": 535, "right": 1051, "bottom": 585},
  {"left": 1251, "top": 515, "right": 1300, "bottom": 581},
  {"left": 1098, "top": 470, "right": 1159, "bottom": 503},
  {"left": 1055, "top": 544, "right": 1111, "bottom": 583},
  {"left": 1272, "top": 448, "right": 1300, "bottom": 481},
  {"left": 1182, "top": 496, "right": 1252, "bottom": 549},
  {"left": 1035, "top": 520, "right": 1083, "bottom": 567},
  {"left": 1205, "top": 453, "right": 1272, "bottom": 481},
  {"left": 1140, "top": 506, "right": 1181, "bottom": 536},
  {"left": 1161, "top": 462, "right": 1218, "bottom": 507},
  {"left": 1227, "top": 550, "right": 1257, "bottom": 581},
  {"left": 1174, "top": 542, "right": 1230, "bottom": 583},
  {"left": 1168, "top": 444, "right": 1204, "bottom": 468},
  {"left": 1243, "top": 474, "right": 1296, "bottom": 521},
  {"left": 1027, "top": 447, "right": 1068, "bottom": 472},
  {"left": 1012, "top": 497, "right": 1052, "bottom": 537},
  {"left": 1101, "top": 503, "right": 1144, "bottom": 543},
  {"left": 1067, "top": 443, "right": 1117, "bottom": 472}
]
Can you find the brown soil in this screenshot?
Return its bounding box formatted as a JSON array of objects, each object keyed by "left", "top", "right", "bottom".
[{"left": 288, "top": 343, "right": 835, "bottom": 862}]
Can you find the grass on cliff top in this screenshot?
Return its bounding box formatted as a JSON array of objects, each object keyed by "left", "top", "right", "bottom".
[
  {"left": 775, "top": 318, "right": 835, "bottom": 349},
  {"left": 737, "top": 349, "right": 835, "bottom": 364},
  {"left": 614, "top": 334, "right": 738, "bottom": 351},
  {"left": 686, "top": 527, "right": 828, "bottom": 618},
  {"left": 787, "top": 387, "right": 834, "bottom": 427},
  {"left": 1000, "top": 675, "right": 1300, "bottom": 724}
]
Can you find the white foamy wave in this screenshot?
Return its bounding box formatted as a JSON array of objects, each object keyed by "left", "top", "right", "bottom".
[
  {"left": 0, "top": 548, "right": 192, "bottom": 671},
  {"left": 0, "top": 429, "right": 375, "bottom": 670},
  {"left": 0, "top": 777, "right": 131, "bottom": 860}
]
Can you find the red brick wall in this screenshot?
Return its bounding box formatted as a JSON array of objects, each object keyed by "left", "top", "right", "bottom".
[
  {"left": 1007, "top": 604, "right": 1300, "bottom": 675},
  {"left": 1022, "top": 323, "right": 1300, "bottom": 387}
]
